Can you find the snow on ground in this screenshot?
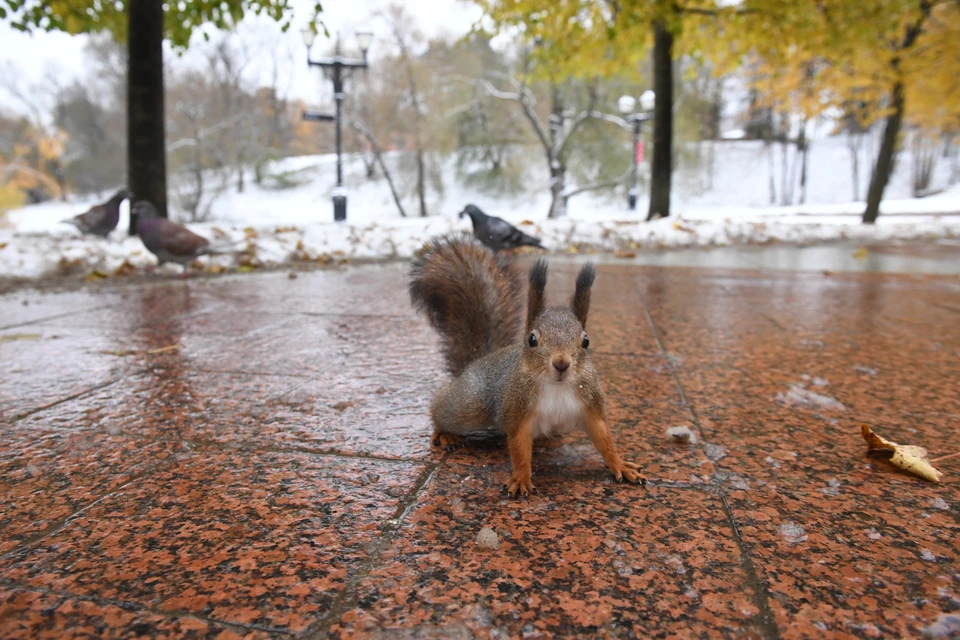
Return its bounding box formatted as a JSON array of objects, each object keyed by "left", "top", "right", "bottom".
[{"left": 2, "top": 138, "right": 959, "bottom": 280}]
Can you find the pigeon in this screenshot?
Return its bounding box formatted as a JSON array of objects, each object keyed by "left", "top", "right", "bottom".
[
  {"left": 62, "top": 188, "right": 129, "bottom": 237},
  {"left": 132, "top": 200, "right": 219, "bottom": 274},
  {"left": 459, "top": 204, "right": 544, "bottom": 253}
]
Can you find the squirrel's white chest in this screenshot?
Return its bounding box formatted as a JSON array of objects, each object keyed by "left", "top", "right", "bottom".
[{"left": 530, "top": 383, "right": 585, "bottom": 439}]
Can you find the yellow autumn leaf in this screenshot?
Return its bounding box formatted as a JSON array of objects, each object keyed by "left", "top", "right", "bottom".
[
  {"left": 614, "top": 249, "right": 637, "bottom": 259},
  {"left": 0, "top": 333, "right": 41, "bottom": 342},
  {"left": 237, "top": 265, "right": 257, "bottom": 272},
  {"left": 861, "top": 424, "right": 942, "bottom": 483},
  {"left": 519, "top": 219, "right": 535, "bottom": 226},
  {"left": 853, "top": 247, "right": 868, "bottom": 260}
]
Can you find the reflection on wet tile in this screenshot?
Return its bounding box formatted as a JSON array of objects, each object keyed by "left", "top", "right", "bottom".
[{"left": 0, "top": 327, "right": 126, "bottom": 421}]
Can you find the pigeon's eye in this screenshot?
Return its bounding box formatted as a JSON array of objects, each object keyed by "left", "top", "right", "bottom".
[
  {"left": 528, "top": 333, "right": 538, "bottom": 348},
  {"left": 581, "top": 333, "right": 589, "bottom": 349}
]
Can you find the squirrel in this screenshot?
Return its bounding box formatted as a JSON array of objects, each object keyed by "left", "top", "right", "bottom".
[{"left": 410, "top": 234, "right": 643, "bottom": 497}]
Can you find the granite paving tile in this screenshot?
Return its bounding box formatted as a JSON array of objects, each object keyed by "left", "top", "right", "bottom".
[
  {"left": 0, "top": 587, "right": 271, "bottom": 639},
  {"left": 330, "top": 465, "right": 770, "bottom": 639},
  {"left": 0, "top": 429, "right": 180, "bottom": 554},
  {"left": 0, "top": 452, "right": 425, "bottom": 634}
]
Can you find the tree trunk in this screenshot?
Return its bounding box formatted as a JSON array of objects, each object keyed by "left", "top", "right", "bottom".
[
  {"left": 127, "top": 0, "right": 167, "bottom": 233},
  {"left": 351, "top": 122, "right": 406, "bottom": 217},
  {"left": 798, "top": 130, "right": 809, "bottom": 205},
  {"left": 548, "top": 162, "right": 566, "bottom": 218},
  {"left": 415, "top": 145, "right": 427, "bottom": 217},
  {"left": 848, "top": 131, "right": 861, "bottom": 201},
  {"left": 647, "top": 21, "right": 673, "bottom": 221},
  {"left": 863, "top": 80, "right": 904, "bottom": 224}
]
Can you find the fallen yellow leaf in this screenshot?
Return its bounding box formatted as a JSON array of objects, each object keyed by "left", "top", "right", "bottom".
[
  {"left": 237, "top": 265, "right": 257, "bottom": 272},
  {"left": 614, "top": 249, "right": 637, "bottom": 259},
  {"left": 519, "top": 219, "right": 535, "bottom": 226},
  {"left": 84, "top": 270, "right": 108, "bottom": 281},
  {"left": 0, "top": 242, "right": 8, "bottom": 250},
  {"left": 0, "top": 333, "right": 41, "bottom": 342},
  {"left": 853, "top": 247, "right": 868, "bottom": 260},
  {"left": 113, "top": 261, "right": 138, "bottom": 277},
  {"left": 146, "top": 344, "right": 181, "bottom": 354},
  {"left": 861, "top": 424, "right": 942, "bottom": 483}
]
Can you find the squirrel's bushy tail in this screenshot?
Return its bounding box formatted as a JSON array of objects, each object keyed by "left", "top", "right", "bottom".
[{"left": 410, "top": 234, "right": 521, "bottom": 376}]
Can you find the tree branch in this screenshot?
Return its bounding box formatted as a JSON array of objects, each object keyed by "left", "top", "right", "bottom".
[
  {"left": 347, "top": 119, "right": 408, "bottom": 218},
  {"left": 479, "top": 77, "right": 552, "bottom": 156},
  {"left": 556, "top": 77, "right": 601, "bottom": 156},
  {"left": 562, "top": 168, "right": 631, "bottom": 199}
]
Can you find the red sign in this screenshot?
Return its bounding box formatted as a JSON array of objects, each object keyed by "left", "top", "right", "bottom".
[{"left": 636, "top": 140, "right": 645, "bottom": 164}]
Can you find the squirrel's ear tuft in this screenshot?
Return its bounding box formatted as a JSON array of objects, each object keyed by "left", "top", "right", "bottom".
[
  {"left": 527, "top": 258, "right": 548, "bottom": 330},
  {"left": 571, "top": 262, "right": 595, "bottom": 327}
]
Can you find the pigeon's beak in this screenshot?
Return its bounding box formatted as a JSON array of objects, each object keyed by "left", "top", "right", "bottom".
[{"left": 458, "top": 209, "right": 465, "bottom": 219}]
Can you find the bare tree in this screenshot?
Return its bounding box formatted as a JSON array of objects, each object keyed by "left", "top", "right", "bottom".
[
  {"left": 481, "top": 68, "right": 630, "bottom": 218},
  {"left": 381, "top": 5, "right": 430, "bottom": 216}
]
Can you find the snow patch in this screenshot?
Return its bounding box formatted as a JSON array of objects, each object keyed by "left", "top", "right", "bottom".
[{"left": 776, "top": 384, "right": 846, "bottom": 411}]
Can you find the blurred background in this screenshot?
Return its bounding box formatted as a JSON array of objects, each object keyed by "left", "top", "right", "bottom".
[{"left": 0, "top": 0, "right": 957, "bottom": 278}]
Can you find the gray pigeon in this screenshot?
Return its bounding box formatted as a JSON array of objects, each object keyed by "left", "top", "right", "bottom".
[
  {"left": 459, "top": 204, "right": 544, "bottom": 252},
  {"left": 62, "top": 189, "right": 129, "bottom": 237},
  {"left": 133, "top": 200, "right": 217, "bottom": 274}
]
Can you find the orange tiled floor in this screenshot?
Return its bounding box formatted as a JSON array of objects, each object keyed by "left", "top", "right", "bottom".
[{"left": 1, "top": 258, "right": 958, "bottom": 639}]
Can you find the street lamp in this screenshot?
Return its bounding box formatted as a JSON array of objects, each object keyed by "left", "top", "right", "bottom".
[
  {"left": 619, "top": 90, "right": 656, "bottom": 211},
  {"left": 300, "top": 27, "right": 373, "bottom": 222}
]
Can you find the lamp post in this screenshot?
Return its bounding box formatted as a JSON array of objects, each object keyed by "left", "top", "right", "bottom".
[
  {"left": 618, "top": 90, "right": 656, "bottom": 211},
  {"left": 300, "top": 26, "right": 373, "bottom": 222}
]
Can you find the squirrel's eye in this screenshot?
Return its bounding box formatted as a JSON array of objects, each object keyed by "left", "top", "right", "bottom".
[
  {"left": 528, "top": 333, "right": 538, "bottom": 348},
  {"left": 581, "top": 334, "right": 590, "bottom": 349}
]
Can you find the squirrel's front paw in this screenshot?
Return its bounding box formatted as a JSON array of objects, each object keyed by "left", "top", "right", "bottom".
[
  {"left": 505, "top": 472, "right": 535, "bottom": 498},
  {"left": 432, "top": 432, "right": 465, "bottom": 451},
  {"left": 609, "top": 460, "right": 646, "bottom": 485}
]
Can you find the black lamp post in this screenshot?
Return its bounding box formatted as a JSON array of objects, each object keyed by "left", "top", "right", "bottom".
[
  {"left": 301, "top": 27, "right": 373, "bottom": 222},
  {"left": 618, "top": 90, "right": 656, "bottom": 211}
]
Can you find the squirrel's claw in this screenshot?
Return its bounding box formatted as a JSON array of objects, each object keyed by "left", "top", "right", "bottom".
[
  {"left": 505, "top": 473, "right": 535, "bottom": 498},
  {"left": 610, "top": 460, "right": 646, "bottom": 485},
  {"left": 432, "top": 432, "right": 465, "bottom": 451}
]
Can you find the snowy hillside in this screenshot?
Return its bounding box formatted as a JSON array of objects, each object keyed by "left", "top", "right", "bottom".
[{"left": 2, "top": 138, "right": 958, "bottom": 280}]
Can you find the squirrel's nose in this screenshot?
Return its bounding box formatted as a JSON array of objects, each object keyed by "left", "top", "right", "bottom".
[{"left": 552, "top": 356, "right": 570, "bottom": 373}]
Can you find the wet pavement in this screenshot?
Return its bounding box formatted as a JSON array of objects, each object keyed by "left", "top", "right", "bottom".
[{"left": 1, "top": 247, "right": 959, "bottom": 639}]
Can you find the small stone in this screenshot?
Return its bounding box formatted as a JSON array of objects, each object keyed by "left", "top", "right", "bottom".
[
  {"left": 921, "top": 613, "right": 960, "bottom": 639},
  {"left": 665, "top": 425, "right": 697, "bottom": 444},
  {"left": 385, "top": 486, "right": 406, "bottom": 498},
  {"left": 920, "top": 549, "right": 937, "bottom": 562},
  {"left": 866, "top": 528, "right": 882, "bottom": 540},
  {"left": 704, "top": 443, "right": 726, "bottom": 461},
  {"left": 476, "top": 527, "right": 500, "bottom": 550},
  {"left": 358, "top": 472, "right": 380, "bottom": 486},
  {"left": 778, "top": 522, "right": 808, "bottom": 544},
  {"left": 929, "top": 497, "right": 949, "bottom": 511}
]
